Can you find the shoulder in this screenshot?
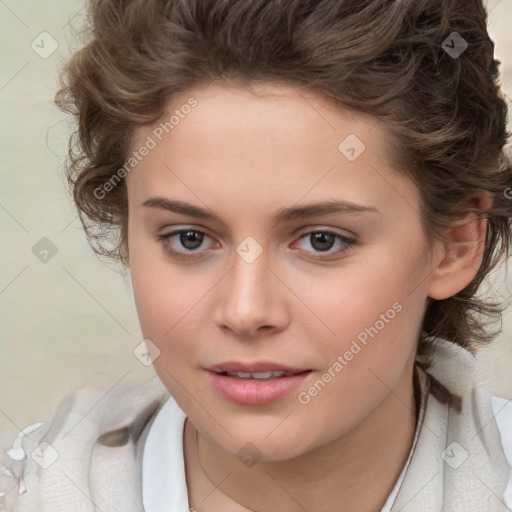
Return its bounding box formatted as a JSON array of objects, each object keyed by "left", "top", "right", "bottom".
[
  {"left": 492, "top": 395, "right": 512, "bottom": 508},
  {"left": 0, "top": 372, "right": 170, "bottom": 512},
  {"left": 420, "top": 338, "right": 512, "bottom": 510},
  {"left": 492, "top": 395, "right": 512, "bottom": 452}
]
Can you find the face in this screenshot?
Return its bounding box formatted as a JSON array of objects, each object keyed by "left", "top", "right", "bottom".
[{"left": 126, "top": 80, "right": 436, "bottom": 462}]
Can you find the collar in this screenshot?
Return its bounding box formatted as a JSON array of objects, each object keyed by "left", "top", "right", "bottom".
[{"left": 142, "top": 394, "right": 189, "bottom": 511}]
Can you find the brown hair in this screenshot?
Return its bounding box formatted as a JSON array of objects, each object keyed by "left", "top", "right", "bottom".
[{"left": 55, "top": 0, "right": 512, "bottom": 368}]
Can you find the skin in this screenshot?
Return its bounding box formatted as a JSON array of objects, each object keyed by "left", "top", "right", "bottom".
[{"left": 126, "top": 80, "right": 491, "bottom": 512}]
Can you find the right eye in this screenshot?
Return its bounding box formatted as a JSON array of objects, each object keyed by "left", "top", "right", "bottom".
[{"left": 157, "top": 228, "right": 217, "bottom": 259}]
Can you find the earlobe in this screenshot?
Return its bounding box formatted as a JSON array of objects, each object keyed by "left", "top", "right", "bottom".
[{"left": 427, "top": 190, "right": 493, "bottom": 300}]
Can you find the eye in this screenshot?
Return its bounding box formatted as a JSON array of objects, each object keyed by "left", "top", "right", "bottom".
[
  {"left": 291, "top": 230, "right": 356, "bottom": 260},
  {"left": 157, "top": 229, "right": 216, "bottom": 260},
  {"left": 156, "top": 227, "right": 356, "bottom": 261}
]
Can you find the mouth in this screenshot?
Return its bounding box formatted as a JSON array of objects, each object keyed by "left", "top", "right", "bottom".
[
  {"left": 213, "top": 370, "right": 312, "bottom": 380},
  {"left": 206, "top": 360, "right": 312, "bottom": 376},
  {"left": 204, "top": 363, "right": 313, "bottom": 405}
]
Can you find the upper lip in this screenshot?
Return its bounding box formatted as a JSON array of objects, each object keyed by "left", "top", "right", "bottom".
[{"left": 206, "top": 361, "right": 312, "bottom": 374}]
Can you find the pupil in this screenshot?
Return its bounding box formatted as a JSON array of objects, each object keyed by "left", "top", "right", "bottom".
[{"left": 311, "top": 232, "right": 334, "bottom": 251}]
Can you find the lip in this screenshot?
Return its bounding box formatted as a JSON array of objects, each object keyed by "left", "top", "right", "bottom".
[
  {"left": 205, "top": 369, "right": 312, "bottom": 405},
  {"left": 206, "top": 360, "right": 311, "bottom": 374}
]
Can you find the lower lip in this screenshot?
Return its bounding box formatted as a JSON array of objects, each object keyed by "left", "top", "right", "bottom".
[{"left": 205, "top": 370, "right": 312, "bottom": 405}]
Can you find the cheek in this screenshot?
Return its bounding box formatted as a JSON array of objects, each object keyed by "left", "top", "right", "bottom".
[
  {"left": 129, "top": 230, "right": 178, "bottom": 339},
  {"left": 130, "top": 260, "right": 200, "bottom": 397},
  {"left": 128, "top": 241, "right": 210, "bottom": 375},
  {"left": 293, "top": 275, "right": 422, "bottom": 441},
  {"left": 307, "top": 252, "right": 421, "bottom": 340},
  {"left": 302, "top": 244, "right": 426, "bottom": 386},
  {"left": 131, "top": 267, "right": 195, "bottom": 345}
]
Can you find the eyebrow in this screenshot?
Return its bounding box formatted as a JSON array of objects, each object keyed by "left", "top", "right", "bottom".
[{"left": 141, "top": 197, "right": 379, "bottom": 228}]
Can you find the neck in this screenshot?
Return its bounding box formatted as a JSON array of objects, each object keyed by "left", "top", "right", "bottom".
[{"left": 186, "top": 363, "right": 420, "bottom": 512}]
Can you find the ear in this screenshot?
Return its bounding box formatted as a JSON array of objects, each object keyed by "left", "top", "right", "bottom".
[{"left": 427, "top": 190, "right": 493, "bottom": 300}]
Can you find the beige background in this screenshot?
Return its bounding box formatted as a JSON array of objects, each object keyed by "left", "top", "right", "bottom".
[{"left": 1, "top": 0, "right": 511, "bottom": 453}]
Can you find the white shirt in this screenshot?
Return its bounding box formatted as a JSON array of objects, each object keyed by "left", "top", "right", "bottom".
[{"left": 142, "top": 388, "right": 512, "bottom": 512}]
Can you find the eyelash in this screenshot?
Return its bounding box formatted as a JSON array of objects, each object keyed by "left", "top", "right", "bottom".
[{"left": 156, "top": 228, "right": 357, "bottom": 261}]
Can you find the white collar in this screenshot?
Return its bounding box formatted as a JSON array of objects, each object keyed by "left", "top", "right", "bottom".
[{"left": 142, "top": 395, "right": 190, "bottom": 511}]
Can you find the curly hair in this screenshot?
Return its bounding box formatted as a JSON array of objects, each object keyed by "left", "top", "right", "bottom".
[{"left": 55, "top": 0, "right": 512, "bottom": 368}]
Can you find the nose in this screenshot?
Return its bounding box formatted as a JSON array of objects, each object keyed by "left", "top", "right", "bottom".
[{"left": 214, "top": 248, "right": 289, "bottom": 340}]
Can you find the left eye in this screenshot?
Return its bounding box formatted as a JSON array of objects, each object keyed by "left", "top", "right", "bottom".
[
  {"left": 157, "top": 228, "right": 356, "bottom": 260},
  {"left": 292, "top": 230, "right": 356, "bottom": 259}
]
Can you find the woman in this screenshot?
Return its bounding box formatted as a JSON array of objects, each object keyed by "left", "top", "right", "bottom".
[{"left": 1, "top": 0, "right": 511, "bottom": 510}]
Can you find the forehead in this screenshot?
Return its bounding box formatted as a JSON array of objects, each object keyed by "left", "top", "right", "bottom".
[
  {"left": 132, "top": 80, "right": 384, "bottom": 152},
  {"left": 127, "top": 81, "right": 420, "bottom": 225}
]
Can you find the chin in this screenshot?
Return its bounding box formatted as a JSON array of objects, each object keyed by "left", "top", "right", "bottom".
[{"left": 207, "top": 423, "right": 317, "bottom": 464}]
